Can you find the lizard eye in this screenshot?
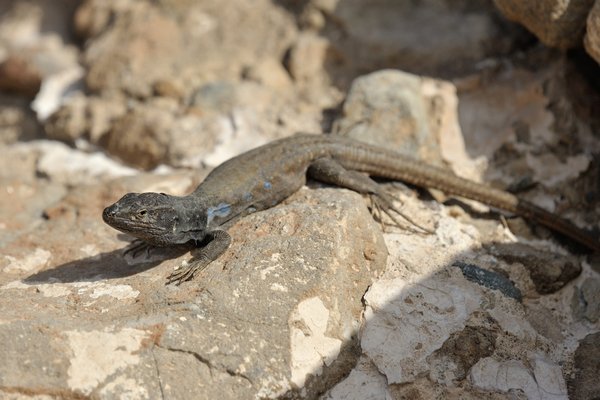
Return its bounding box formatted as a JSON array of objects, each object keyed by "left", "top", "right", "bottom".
[{"left": 138, "top": 209, "right": 147, "bottom": 217}]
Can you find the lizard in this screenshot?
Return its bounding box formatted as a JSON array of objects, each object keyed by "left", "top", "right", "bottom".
[{"left": 102, "top": 133, "right": 600, "bottom": 284}]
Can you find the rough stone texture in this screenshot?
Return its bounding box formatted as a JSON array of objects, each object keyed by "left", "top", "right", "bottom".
[
  {"left": 571, "top": 277, "right": 600, "bottom": 322},
  {"left": 1, "top": 1, "right": 600, "bottom": 399},
  {"left": 361, "top": 273, "right": 483, "bottom": 384},
  {"left": 334, "top": 70, "right": 483, "bottom": 181},
  {"left": 0, "top": 55, "right": 41, "bottom": 98},
  {"left": 494, "top": 0, "right": 595, "bottom": 49},
  {"left": 487, "top": 243, "right": 582, "bottom": 295},
  {"left": 0, "top": 174, "right": 387, "bottom": 398},
  {"left": 0, "top": 94, "right": 40, "bottom": 144},
  {"left": 335, "top": 70, "right": 442, "bottom": 165},
  {"left": 78, "top": 0, "right": 297, "bottom": 98},
  {"left": 584, "top": 0, "right": 600, "bottom": 64},
  {"left": 470, "top": 356, "right": 568, "bottom": 399},
  {"left": 44, "top": 93, "right": 127, "bottom": 144},
  {"left": 568, "top": 332, "right": 600, "bottom": 400},
  {"left": 307, "top": 0, "right": 527, "bottom": 85}
]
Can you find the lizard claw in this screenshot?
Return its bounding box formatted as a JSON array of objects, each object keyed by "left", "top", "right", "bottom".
[
  {"left": 166, "top": 257, "right": 210, "bottom": 285},
  {"left": 368, "top": 192, "right": 434, "bottom": 235},
  {"left": 124, "top": 239, "right": 152, "bottom": 258}
]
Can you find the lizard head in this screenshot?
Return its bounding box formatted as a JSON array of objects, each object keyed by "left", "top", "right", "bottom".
[{"left": 103, "top": 192, "right": 207, "bottom": 246}]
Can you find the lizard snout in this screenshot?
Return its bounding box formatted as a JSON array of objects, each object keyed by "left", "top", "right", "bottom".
[{"left": 102, "top": 204, "right": 118, "bottom": 223}]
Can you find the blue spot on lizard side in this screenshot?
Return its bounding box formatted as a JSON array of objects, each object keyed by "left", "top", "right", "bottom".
[
  {"left": 263, "top": 181, "right": 272, "bottom": 190},
  {"left": 207, "top": 202, "right": 231, "bottom": 226}
]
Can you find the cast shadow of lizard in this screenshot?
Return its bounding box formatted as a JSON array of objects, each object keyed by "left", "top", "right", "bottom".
[{"left": 24, "top": 235, "right": 192, "bottom": 284}]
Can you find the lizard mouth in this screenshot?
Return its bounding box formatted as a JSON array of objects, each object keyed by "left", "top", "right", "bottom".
[{"left": 102, "top": 206, "right": 166, "bottom": 235}]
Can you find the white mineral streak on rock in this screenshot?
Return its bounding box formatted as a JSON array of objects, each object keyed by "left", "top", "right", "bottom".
[
  {"left": 34, "top": 140, "right": 137, "bottom": 184},
  {"left": 88, "top": 284, "right": 140, "bottom": 300},
  {"left": 526, "top": 152, "right": 591, "bottom": 188},
  {"left": 3, "top": 248, "right": 52, "bottom": 273},
  {"left": 289, "top": 297, "right": 342, "bottom": 387},
  {"left": 32, "top": 65, "right": 85, "bottom": 121},
  {"left": 2, "top": 280, "right": 139, "bottom": 301},
  {"left": 66, "top": 327, "right": 149, "bottom": 394},
  {"left": 362, "top": 276, "right": 481, "bottom": 384}
]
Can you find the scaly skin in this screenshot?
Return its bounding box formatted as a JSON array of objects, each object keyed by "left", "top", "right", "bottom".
[{"left": 103, "top": 133, "right": 600, "bottom": 284}]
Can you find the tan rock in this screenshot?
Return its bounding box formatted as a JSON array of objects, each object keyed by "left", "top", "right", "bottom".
[{"left": 494, "top": 0, "right": 594, "bottom": 49}]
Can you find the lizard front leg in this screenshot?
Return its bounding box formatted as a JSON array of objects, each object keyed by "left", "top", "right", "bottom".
[{"left": 166, "top": 229, "right": 232, "bottom": 285}]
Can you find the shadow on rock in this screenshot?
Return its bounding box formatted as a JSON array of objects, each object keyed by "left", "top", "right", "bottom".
[{"left": 24, "top": 240, "right": 192, "bottom": 284}]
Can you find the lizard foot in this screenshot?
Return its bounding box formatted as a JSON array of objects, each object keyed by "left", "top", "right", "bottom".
[
  {"left": 166, "top": 257, "right": 210, "bottom": 285},
  {"left": 166, "top": 229, "right": 231, "bottom": 285},
  {"left": 123, "top": 239, "right": 153, "bottom": 258},
  {"left": 368, "top": 192, "right": 433, "bottom": 235}
]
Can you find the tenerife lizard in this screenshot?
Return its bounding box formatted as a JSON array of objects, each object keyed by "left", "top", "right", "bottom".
[{"left": 102, "top": 133, "right": 600, "bottom": 284}]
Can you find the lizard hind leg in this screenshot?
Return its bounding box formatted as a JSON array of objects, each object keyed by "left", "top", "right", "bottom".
[{"left": 307, "top": 157, "right": 433, "bottom": 234}]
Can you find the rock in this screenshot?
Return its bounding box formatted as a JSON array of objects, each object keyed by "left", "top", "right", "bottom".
[
  {"left": 336, "top": 70, "right": 438, "bottom": 160},
  {"left": 361, "top": 273, "right": 483, "bottom": 384},
  {"left": 83, "top": 1, "right": 183, "bottom": 98},
  {"left": 1, "top": 1, "right": 600, "bottom": 398},
  {"left": 35, "top": 140, "right": 137, "bottom": 186},
  {"left": 0, "top": 55, "right": 42, "bottom": 98},
  {"left": 169, "top": 81, "right": 322, "bottom": 169},
  {"left": 494, "top": 0, "right": 594, "bottom": 49},
  {"left": 0, "top": 1, "right": 84, "bottom": 120},
  {"left": 44, "top": 94, "right": 127, "bottom": 145},
  {"left": 584, "top": 0, "right": 600, "bottom": 64},
  {"left": 242, "top": 58, "right": 293, "bottom": 90},
  {"left": 286, "top": 32, "right": 331, "bottom": 83},
  {"left": 568, "top": 332, "right": 600, "bottom": 400},
  {"left": 334, "top": 70, "right": 483, "bottom": 183},
  {"left": 571, "top": 277, "right": 600, "bottom": 322},
  {"left": 80, "top": 0, "right": 297, "bottom": 98},
  {"left": 0, "top": 142, "right": 66, "bottom": 248},
  {"left": 429, "top": 325, "right": 498, "bottom": 383},
  {"left": 307, "top": 0, "right": 526, "bottom": 85},
  {"left": 322, "top": 358, "right": 389, "bottom": 399},
  {"left": 470, "top": 355, "right": 568, "bottom": 399},
  {"left": 74, "top": 0, "right": 131, "bottom": 40},
  {"left": 487, "top": 243, "right": 581, "bottom": 294},
  {"left": 0, "top": 177, "right": 387, "bottom": 398},
  {"left": 0, "top": 94, "right": 41, "bottom": 144},
  {"left": 105, "top": 98, "right": 177, "bottom": 170}
]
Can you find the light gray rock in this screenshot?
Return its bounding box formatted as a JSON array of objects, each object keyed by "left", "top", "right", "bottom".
[
  {"left": 1, "top": 2, "right": 600, "bottom": 399},
  {"left": 470, "top": 356, "right": 567, "bottom": 399},
  {"left": 335, "top": 70, "right": 438, "bottom": 161},
  {"left": 0, "top": 181, "right": 387, "bottom": 398}
]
